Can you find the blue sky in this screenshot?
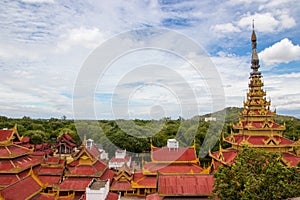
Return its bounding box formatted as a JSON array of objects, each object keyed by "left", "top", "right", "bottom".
[{"left": 0, "top": 0, "right": 300, "bottom": 119}]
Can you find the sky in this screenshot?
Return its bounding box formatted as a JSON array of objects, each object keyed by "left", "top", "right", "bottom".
[{"left": 1, "top": 0, "right": 300, "bottom": 120}]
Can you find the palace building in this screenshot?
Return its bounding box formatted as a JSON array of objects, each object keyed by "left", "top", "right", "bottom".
[{"left": 210, "top": 24, "right": 300, "bottom": 170}]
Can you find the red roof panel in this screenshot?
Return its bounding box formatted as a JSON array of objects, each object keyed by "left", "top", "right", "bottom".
[
  {"left": 39, "top": 167, "right": 64, "bottom": 175},
  {"left": 100, "top": 169, "right": 115, "bottom": 182},
  {"left": 38, "top": 175, "right": 61, "bottom": 185},
  {"left": 59, "top": 177, "right": 92, "bottom": 190},
  {"left": 105, "top": 192, "right": 119, "bottom": 200},
  {"left": 152, "top": 147, "right": 197, "bottom": 162},
  {"left": 111, "top": 180, "right": 132, "bottom": 190},
  {"left": 0, "top": 130, "right": 13, "bottom": 142},
  {"left": 0, "top": 174, "right": 19, "bottom": 187},
  {"left": 143, "top": 163, "right": 203, "bottom": 174},
  {"left": 0, "top": 175, "right": 42, "bottom": 200},
  {"left": 282, "top": 153, "right": 300, "bottom": 167},
  {"left": 158, "top": 175, "right": 214, "bottom": 196}
]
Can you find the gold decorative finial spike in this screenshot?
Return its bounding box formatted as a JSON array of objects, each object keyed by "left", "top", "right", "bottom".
[{"left": 252, "top": 19, "right": 254, "bottom": 30}]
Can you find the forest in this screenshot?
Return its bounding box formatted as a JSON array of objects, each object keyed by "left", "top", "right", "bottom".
[{"left": 0, "top": 107, "right": 299, "bottom": 158}]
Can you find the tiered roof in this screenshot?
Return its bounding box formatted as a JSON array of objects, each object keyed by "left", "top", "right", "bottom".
[
  {"left": 210, "top": 22, "right": 300, "bottom": 169},
  {"left": 0, "top": 169, "right": 46, "bottom": 199}
]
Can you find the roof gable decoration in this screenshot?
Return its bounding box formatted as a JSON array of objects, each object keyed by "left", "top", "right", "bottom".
[
  {"left": 0, "top": 124, "right": 23, "bottom": 145},
  {"left": 263, "top": 135, "right": 280, "bottom": 146}
]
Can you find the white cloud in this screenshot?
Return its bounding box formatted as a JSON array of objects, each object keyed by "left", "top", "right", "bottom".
[
  {"left": 259, "top": 38, "right": 300, "bottom": 65},
  {"left": 57, "top": 27, "right": 106, "bottom": 51},
  {"left": 21, "top": 0, "right": 55, "bottom": 3},
  {"left": 237, "top": 11, "right": 296, "bottom": 32},
  {"left": 211, "top": 23, "right": 241, "bottom": 33}
]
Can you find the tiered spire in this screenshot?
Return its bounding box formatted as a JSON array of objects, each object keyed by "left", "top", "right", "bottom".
[{"left": 233, "top": 21, "right": 285, "bottom": 135}]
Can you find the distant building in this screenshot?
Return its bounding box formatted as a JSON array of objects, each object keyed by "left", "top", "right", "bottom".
[
  {"left": 204, "top": 117, "right": 217, "bottom": 122},
  {"left": 109, "top": 149, "right": 131, "bottom": 169}
]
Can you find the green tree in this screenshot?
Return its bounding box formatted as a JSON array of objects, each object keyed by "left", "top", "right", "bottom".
[{"left": 214, "top": 147, "right": 300, "bottom": 200}]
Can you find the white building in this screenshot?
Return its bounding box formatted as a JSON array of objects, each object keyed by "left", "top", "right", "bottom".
[
  {"left": 86, "top": 179, "right": 120, "bottom": 200},
  {"left": 108, "top": 149, "right": 131, "bottom": 169},
  {"left": 167, "top": 138, "right": 179, "bottom": 149}
]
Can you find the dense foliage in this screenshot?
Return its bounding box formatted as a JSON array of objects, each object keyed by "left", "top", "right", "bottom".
[
  {"left": 213, "top": 147, "right": 300, "bottom": 200},
  {"left": 0, "top": 107, "right": 299, "bottom": 157}
]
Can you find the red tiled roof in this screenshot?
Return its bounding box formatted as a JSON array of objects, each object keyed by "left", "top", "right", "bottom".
[
  {"left": 110, "top": 180, "right": 132, "bottom": 190},
  {"left": 0, "top": 130, "right": 13, "bottom": 142},
  {"left": 143, "top": 163, "right": 203, "bottom": 174},
  {"left": 59, "top": 177, "right": 92, "bottom": 191},
  {"left": 158, "top": 175, "right": 214, "bottom": 196},
  {"left": 146, "top": 193, "right": 163, "bottom": 200},
  {"left": 0, "top": 144, "right": 31, "bottom": 158},
  {"left": 210, "top": 148, "right": 238, "bottom": 164},
  {"left": 106, "top": 192, "right": 120, "bottom": 200},
  {"left": 69, "top": 165, "right": 96, "bottom": 175},
  {"left": 38, "top": 175, "right": 61, "bottom": 185},
  {"left": 0, "top": 155, "right": 40, "bottom": 172},
  {"left": 0, "top": 174, "right": 43, "bottom": 200},
  {"left": 282, "top": 153, "right": 300, "bottom": 167},
  {"left": 152, "top": 147, "right": 196, "bottom": 162},
  {"left": 225, "top": 135, "right": 294, "bottom": 145},
  {"left": 0, "top": 174, "right": 19, "bottom": 187},
  {"left": 135, "top": 176, "right": 156, "bottom": 187},
  {"left": 100, "top": 169, "right": 115, "bottom": 183},
  {"left": 39, "top": 167, "right": 64, "bottom": 175},
  {"left": 93, "top": 160, "right": 107, "bottom": 171},
  {"left": 21, "top": 136, "right": 31, "bottom": 144},
  {"left": 86, "top": 145, "right": 101, "bottom": 158}
]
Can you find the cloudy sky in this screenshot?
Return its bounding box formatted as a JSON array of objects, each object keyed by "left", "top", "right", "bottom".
[{"left": 1, "top": 0, "right": 300, "bottom": 120}]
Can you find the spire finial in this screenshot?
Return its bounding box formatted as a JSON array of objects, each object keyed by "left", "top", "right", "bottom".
[{"left": 252, "top": 19, "right": 254, "bottom": 31}]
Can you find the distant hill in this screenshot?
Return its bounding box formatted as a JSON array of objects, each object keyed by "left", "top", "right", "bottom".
[{"left": 199, "top": 107, "right": 299, "bottom": 123}]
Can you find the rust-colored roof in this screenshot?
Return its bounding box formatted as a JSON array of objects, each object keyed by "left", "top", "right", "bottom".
[
  {"left": 109, "top": 155, "right": 131, "bottom": 163},
  {"left": 0, "top": 174, "right": 19, "bottom": 188},
  {"left": 0, "top": 130, "right": 13, "bottom": 142},
  {"left": 38, "top": 175, "right": 61, "bottom": 185},
  {"left": 110, "top": 180, "right": 132, "bottom": 191},
  {"left": 0, "top": 155, "right": 40, "bottom": 172},
  {"left": 135, "top": 176, "right": 157, "bottom": 187},
  {"left": 100, "top": 169, "right": 115, "bottom": 183},
  {"left": 210, "top": 148, "right": 238, "bottom": 165},
  {"left": 39, "top": 167, "right": 64, "bottom": 175},
  {"left": 105, "top": 192, "right": 120, "bottom": 200},
  {"left": 226, "top": 135, "right": 294, "bottom": 145},
  {"left": 0, "top": 173, "right": 43, "bottom": 200},
  {"left": 0, "top": 144, "right": 31, "bottom": 158},
  {"left": 146, "top": 193, "right": 162, "bottom": 200},
  {"left": 151, "top": 147, "right": 197, "bottom": 162},
  {"left": 282, "top": 153, "right": 300, "bottom": 167},
  {"left": 59, "top": 177, "right": 92, "bottom": 191},
  {"left": 158, "top": 175, "right": 214, "bottom": 196},
  {"left": 143, "top": 163, "right": 203, "bottom": 174}
]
